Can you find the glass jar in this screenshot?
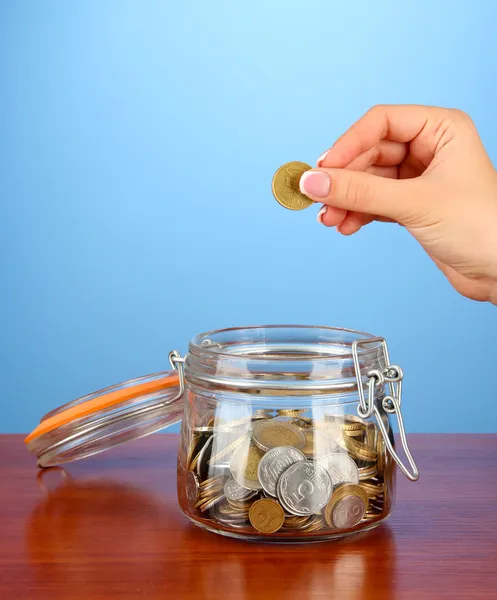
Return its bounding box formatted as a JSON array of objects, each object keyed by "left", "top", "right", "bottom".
[{"left": 25, "top": 325, "right": 418, "bottom": 543}]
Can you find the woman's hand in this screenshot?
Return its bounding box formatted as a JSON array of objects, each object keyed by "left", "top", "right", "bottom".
[{"left": 299, "top": 105, "right": 497, "bottom": 304}]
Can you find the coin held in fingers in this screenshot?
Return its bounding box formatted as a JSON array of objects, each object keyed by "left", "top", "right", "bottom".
[{"left": 272, "top": 161, "right": 314, "bottom": 210}]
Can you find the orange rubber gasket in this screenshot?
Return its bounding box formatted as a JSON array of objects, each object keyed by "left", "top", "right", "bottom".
[{"left": 24, "top": 373, "right": 180, "bottom": 445}]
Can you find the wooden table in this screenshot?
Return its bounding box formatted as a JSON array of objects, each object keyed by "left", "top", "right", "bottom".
[{"left": 1, "top": 434, "right": 496, "bottom": 600}]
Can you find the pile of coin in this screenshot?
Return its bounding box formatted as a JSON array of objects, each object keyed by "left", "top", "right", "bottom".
[{"left": 184, "top": 410, "right": 390, "bottom": 537}]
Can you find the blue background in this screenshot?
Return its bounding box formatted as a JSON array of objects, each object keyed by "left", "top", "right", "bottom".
[{"left": 1, "top": 1, "right": 497, "bottom": 434}]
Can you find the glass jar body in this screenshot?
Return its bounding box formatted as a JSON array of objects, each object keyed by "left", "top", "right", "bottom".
[{"left": 176, "top": 326, "right": 397, "bottom": 543}]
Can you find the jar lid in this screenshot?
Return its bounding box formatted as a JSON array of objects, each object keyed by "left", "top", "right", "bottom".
[{"left": 25, "top": 371, "right": 182, "bottom": 468}]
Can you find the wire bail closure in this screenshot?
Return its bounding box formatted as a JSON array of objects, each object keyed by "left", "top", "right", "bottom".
[
  {"left": 168, "top": 350, "right": 186, "bottom": 400},
  {"left": 352, "top": 338, "right": 419, "bottom": 482}
]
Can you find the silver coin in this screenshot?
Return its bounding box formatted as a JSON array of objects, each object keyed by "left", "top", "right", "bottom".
[
  {"left": 186, "top": 471, "right": 199, "bottom": 504},
  {"left": 317, "top": 453, "right": 359, "bottom": 488},
  {"left": 277, "top": 460, "right": 332, "bottom": 516},
  {"left": 224, "top": 477, "right": 256, "bottom": 502},
  {"left": 257, "top": 446, "right": 306, "bottom": 497},
  {"left": 332, "top": 495, "right": 366, "bottom": 529}
]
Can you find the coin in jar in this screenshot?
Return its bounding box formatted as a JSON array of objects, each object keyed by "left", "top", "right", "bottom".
[
  {"left": 277, "top": 409, "right": 306, "bottom": 418},
  {"left": 301, "top": 430, "right": 339, "bottom": 458},
  {"left": 196, "top": 435, "right": 214, "bottom": 480},
  {"left": 252, "top": 420, "right": 306, "bottom": 452},
  {"left": 324, "top": 484, "right": 368, "bottom": 529},
  {"left": 248, "top": 498, "right": 285, "bottom": 533},
  {"left": 271, "top": 161, "right": 314, "bottom": 211},
  {"left": 277, "top": 460, "right": 332, "bottom": 516},
  {"left": 358, "top": 464, "right": 378, "bottom": 480},
  {"left": 186, "top": 435, "right": 204, "bottom": 470},
  {"left": 198, "top": 493, "right": 225, "bottom": 513},
  {"left": 253, "top": 409, "right": 274, "bottom": 420},
  {"left": 343, "top": 436, "right": 377, "bottom": 462},
  {"left": 317, "top": 452, "right": 360, "bottom": 488},
  {"left": 186, "top": 471, "right": 200, "bottom": 504},
  {"left": 360, "top": 481, "right": 384, "bottom": 498},
  {"left": 229, "top": 441, "right": 264, "bottom": 490},
  {"left": 224, "top": 477, "right": 257, "bottom": 502},
  {"left": 257, "top": 446, "right": 306, "bottom": 497},
  {"left": 281, "top": 515, "right": 310, "bottom": 530},
  {"left": 301, "top": 515, "right": 326, "bottom": 533},
  {"left": 217, "top": 502, "right": 250, "bottom": 518},
  {"left": 332, "top": 496, "right": 366, "bottom": 529}
]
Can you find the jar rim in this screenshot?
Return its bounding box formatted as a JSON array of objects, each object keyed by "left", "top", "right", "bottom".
[{"left": 189, "top": 324, "right": 381, "bottom": 361}]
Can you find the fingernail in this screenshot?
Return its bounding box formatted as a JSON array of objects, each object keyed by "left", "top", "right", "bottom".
[
  {"left": 317, "top": 150, "right": 330, "bottom": 166},
  {"left": 317, "top": 205, "right": 326, "bottom": 224},
  {"left": 300, "top": 171, "right": 331, "bottom": 198}
]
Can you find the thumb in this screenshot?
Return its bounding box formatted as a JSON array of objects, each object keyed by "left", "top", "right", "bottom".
[{"left": 299, "top": 167, "right": 419, "bottom": 222}]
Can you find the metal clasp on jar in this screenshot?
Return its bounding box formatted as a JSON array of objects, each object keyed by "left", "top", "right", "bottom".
[{"left": 352, "top": 338, "right": 419, "bottom": 482}]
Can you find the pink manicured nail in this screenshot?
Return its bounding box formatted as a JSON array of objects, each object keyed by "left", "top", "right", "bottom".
[
  {"left": 300, "top": 171, "right": 331, "bottom": 198},
  {"left": 317, "top": 150, "right": 330, "bottom": 166},
  {"left": 317, "top": 205, "right": 326, "bottom": 224}
]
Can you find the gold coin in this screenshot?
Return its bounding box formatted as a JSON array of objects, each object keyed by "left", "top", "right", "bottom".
[
  {"left": 282, "top": 515, "right": 310, "bottom": 529},
  {"left": 324, "top": 484, "right": 369, "bottom": 528},
  {"left": 200, "top": 479, "right": 225, "bottom": 492},
  {"left": 249, "top": 499, "right": 285, "bottom": 533},
  {"left": 342, "top": 423, "right": 364, "bottom": 432},
  {"left": 200, "top": 485, "right": 225, "bottom": 500},
  {"left": 342, "top": 423, "right": 366, "bottom": 436},
  {"left": 277, "top": 409, "right": 305, "bottom": 418},
  {"left": 189, "top": 451, "right": 201, "bottom": 472},
  {"left": 343, "top": 436, "right": 377, "bottom": 462},
  {"left": 195, "top": 494, "right": 222, "bottom": 510},
  {"left": 342, "top": 428, "right": 364, "bottom": 439},
  {"left": 304, "top": 516, "right": 326, "bottom": 533},
  {"left": 200, "top": 475, "right": 224, "bottom": 488},
  {"left": 359, "top": 465, "right": 378, "bottom": 480},
  {"left": 360, "top": 482, "right": 384, "bottom": 497},
  {"left": 253, "top": 409, "right": 274, "bottom": 420},
  {"left": 217, "top": 502, "right": 250, "bottom": 517},
  {"left": 252, "top": 420, "right": 306, "bottom": 452},
  {"left": 229, "top": 441, "right": 264, "bottom": 490},
  {"left": 272, "top": 161, "right": 314, "bottom": 211},
  {"left": 199, "top": 494, "right": 225, "bottom": 513},
  {"left": 368, "top": 503, "right": 384, "bottom": 514}
]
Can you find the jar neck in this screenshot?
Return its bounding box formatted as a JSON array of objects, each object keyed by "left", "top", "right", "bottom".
[{"left": 184, "top": 325, "right": 388, "bottom": 396}]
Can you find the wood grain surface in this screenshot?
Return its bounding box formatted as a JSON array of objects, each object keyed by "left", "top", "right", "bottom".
[{"left": 1, "top": 434, "right": 496, "bottom": 600}]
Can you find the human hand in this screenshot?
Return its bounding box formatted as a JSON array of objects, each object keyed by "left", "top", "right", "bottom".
[{"left": 299, "top": 105, "right": 497, "bottom": 304}]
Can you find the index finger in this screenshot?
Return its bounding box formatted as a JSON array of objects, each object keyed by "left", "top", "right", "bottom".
[{"left": 319, "top": 104, "right": 443, "bottom": 168}]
